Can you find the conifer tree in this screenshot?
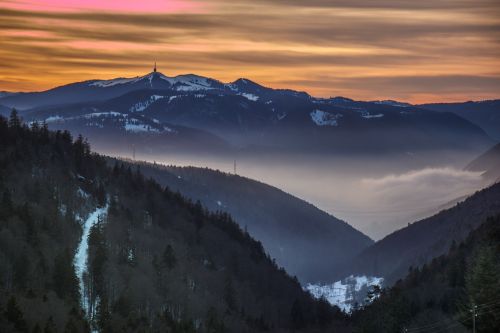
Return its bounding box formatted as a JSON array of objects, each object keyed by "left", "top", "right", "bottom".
[
  {"left": 52, "top": 249, "right": 79, "bottom": 301},
  {"left": 5, "top": 296, "right": 27, "bottom": 332},
  {"left": 223, "top": 275, "right": 236, "bottom": 313},
  {"left": 162, "top": 244, "right": 176, "bottom": 270},
  {"left": 205, "top": 307, "right": 225, "bottom": 333},
  {"left": 465, "top": 245, "right": 500, "bottom": 331},
  {"left": 8, "top": 108, "right": 21, "bottom": 129}
]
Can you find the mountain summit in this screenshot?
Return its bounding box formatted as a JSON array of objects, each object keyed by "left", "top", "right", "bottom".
[{"left": 0, "top": 71, "right": 260, "bottom": 110}]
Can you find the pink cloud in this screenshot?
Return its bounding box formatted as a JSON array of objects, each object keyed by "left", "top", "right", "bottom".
[{"left": 0, "top": 0, "right": 206, "bottom": 13}]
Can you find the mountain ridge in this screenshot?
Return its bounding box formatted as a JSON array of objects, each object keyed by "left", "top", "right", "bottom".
[
  {"left": 3, "top": 71, "right": 493, "bottom": 158},
  {"left": 419, "top": 100, "right": 500, "bottom": 141}
]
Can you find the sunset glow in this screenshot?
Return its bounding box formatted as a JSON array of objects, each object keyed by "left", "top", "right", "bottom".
[{"left": 1, "top": 0, "right": 499, "bottom": 102}]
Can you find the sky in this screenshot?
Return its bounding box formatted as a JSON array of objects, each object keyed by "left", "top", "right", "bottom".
[{"left": 0, "top": 0, "right": 499, "bottom": 103}]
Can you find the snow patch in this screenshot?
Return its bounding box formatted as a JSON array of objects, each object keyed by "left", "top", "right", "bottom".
[
  {"left": 310, "top": 110, "right": 342, "bottom": 126},
  {"left": 83, "top": 112, "right": 121, "bottom": 119},
  {"left": 90, "top": 77, "right": 143, "bottom": 87},
  {"left": 362, "top": 113, "right": 384, "bottom": 119},
  {"left": 351, "top": 108, "right": 385, "bottom": 119},
  {"left": 124, "top": 122, "right": 159, "bottom": 133},
  {"left": 277, "top": 113, "right": 287, "bottom": 120},
  {"left": 239, "top": 93, "right": 259, "bottom": 101},
  {"left": 45, "top": 115, "right": 64, "bottom": 123},
  {"left": 172, "top": 75, "right": 216, "bottom": 91},
  {"left": 59, "top": 204, "right": 67, "bottom": 217},
  {"left": 77, "top": 188, "right": 90, "bottom": 199},
  {"left": 129, "top": 95, "right": 165, "bottom": 112},
  {"left": 305, "top": 275, "right": 383, "bottom": 313}
]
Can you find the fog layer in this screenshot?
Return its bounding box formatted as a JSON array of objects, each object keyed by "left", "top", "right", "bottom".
[{"left": 109, "top": 150, "right": 488, "bottom": 240}]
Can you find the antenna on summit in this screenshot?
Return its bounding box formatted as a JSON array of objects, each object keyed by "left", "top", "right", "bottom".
[{"left": 154, "top": 61, "right": 157, "bottom": 72}]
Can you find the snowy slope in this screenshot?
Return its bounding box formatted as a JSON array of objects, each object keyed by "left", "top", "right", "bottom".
[{"left": 305, "top": 275, "right": 383, "bottom": 312}]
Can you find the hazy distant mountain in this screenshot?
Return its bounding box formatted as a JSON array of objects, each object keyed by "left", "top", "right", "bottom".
[
  {"left": 114, "top": 160, "right": 373, "bottom": 283},
  {"left": 420, "top": 100, "right": 500, "bottom": 141},
  {"left": 35, "top": 108, "right": 233, "bottom": 156},
  {"left": 466, "top": 143, "right": 500, "bottom": 182},
  {"left": 0, "top": 104, "right": 10, "bottom": 117},
  {"left": 0, "top": 91, "right": 16, "bottom": 99},
  {"left": 342, "top": 182, "right": 500, "bottom": 284},
  {"left": 4, "top": 71, "right": 493, "bottom": 156}
]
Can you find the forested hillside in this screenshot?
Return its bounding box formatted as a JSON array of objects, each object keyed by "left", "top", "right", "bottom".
[
  {"left": 0, "top": 111, "right": 350, "bottom": 332},
  {"left": 344, "top": 182, "right": 500, "bottom": 284},
  {"left": 109, "top": 161, "right": 372, "bottom": 283},
  {"left": 352, "top": 216, "right": 500, "bottom": 333}
]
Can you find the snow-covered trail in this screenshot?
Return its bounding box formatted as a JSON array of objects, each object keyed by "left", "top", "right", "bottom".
[{"left": 73, "top": 204, "right": 109, "bottom": 316}]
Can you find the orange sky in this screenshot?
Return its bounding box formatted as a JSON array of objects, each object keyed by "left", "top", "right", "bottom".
[{"left": 0, "top": 0, "right": 499, "bottom": 103}]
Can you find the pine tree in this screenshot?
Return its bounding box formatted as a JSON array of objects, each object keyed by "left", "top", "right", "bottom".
[
  {"left": 316, "top": 297, "right": 333, "bottom": 327},
  {"left": 53, "top": 249, "right": 80, "bottom": 301},
  {"left": 8, "top": 108, "right": 21, "bottom": 129},
  {"left": 205, "top": 307, "right": 225, "bottom": 333},
  {"left": 13, "top": 252, "right": 30, "bottom": 290},
  {"left": 95, "top": 183, "right": 106, "bottom": 207},
  {"left": 464, "top": 245, "right": 500, "bottom": 332},
  {"left": 43, "top": 317, "right": 57, "bottom": 333},
  {"left": 4, "top": 296, "right": 27, "bottom": 332},
  {"left": 290, "top": 299, "right": 305, "bottom": 329},
  {"left": 96, "top": 296, "right": 111, "bottom": 333},
  {"left": 32, "top": 323, "right": 42, "bottom": 333},
  {"left": 0, "top": 190, "right": 13, "bottom": 220},
  {"left": 162, "top": 244, "right": 176, "bottom": 270},
  {"left": 223, "top": 275, "right": 236, "bottom": 313}
]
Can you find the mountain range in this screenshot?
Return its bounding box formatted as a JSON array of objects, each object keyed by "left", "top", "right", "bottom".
[{"left": 1, "top": 71, "right": 494, "bottom": 158}]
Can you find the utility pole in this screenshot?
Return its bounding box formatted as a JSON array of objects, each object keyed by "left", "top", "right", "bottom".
[
  {"left": 471, "top": 304, "right": 477, "bottom": 333},
  {"left": 132, "top": 144, "right": 136, "bottom": 161},
  {"left": 233, "top": 159, "right": 237, "bottom": 175}
]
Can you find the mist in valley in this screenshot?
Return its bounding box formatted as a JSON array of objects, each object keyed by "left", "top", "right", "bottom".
[{"left": 104, "top": 148, "right": 489, "bottom": 240}]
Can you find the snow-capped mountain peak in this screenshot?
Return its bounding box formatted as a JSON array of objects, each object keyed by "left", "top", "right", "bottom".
[
  {"left": 88, "top": 71, "right": 222, "bottom": 92},
  {"left": 226, "top": 78, "right": 266, "bottom": 93},
  {"left": 89, "top": 75, "right": 145, "bottom": 88}
]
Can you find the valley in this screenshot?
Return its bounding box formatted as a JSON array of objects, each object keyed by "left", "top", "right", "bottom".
[{"left": 1, "top": 70, "right": 499, "bottom": 333}]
